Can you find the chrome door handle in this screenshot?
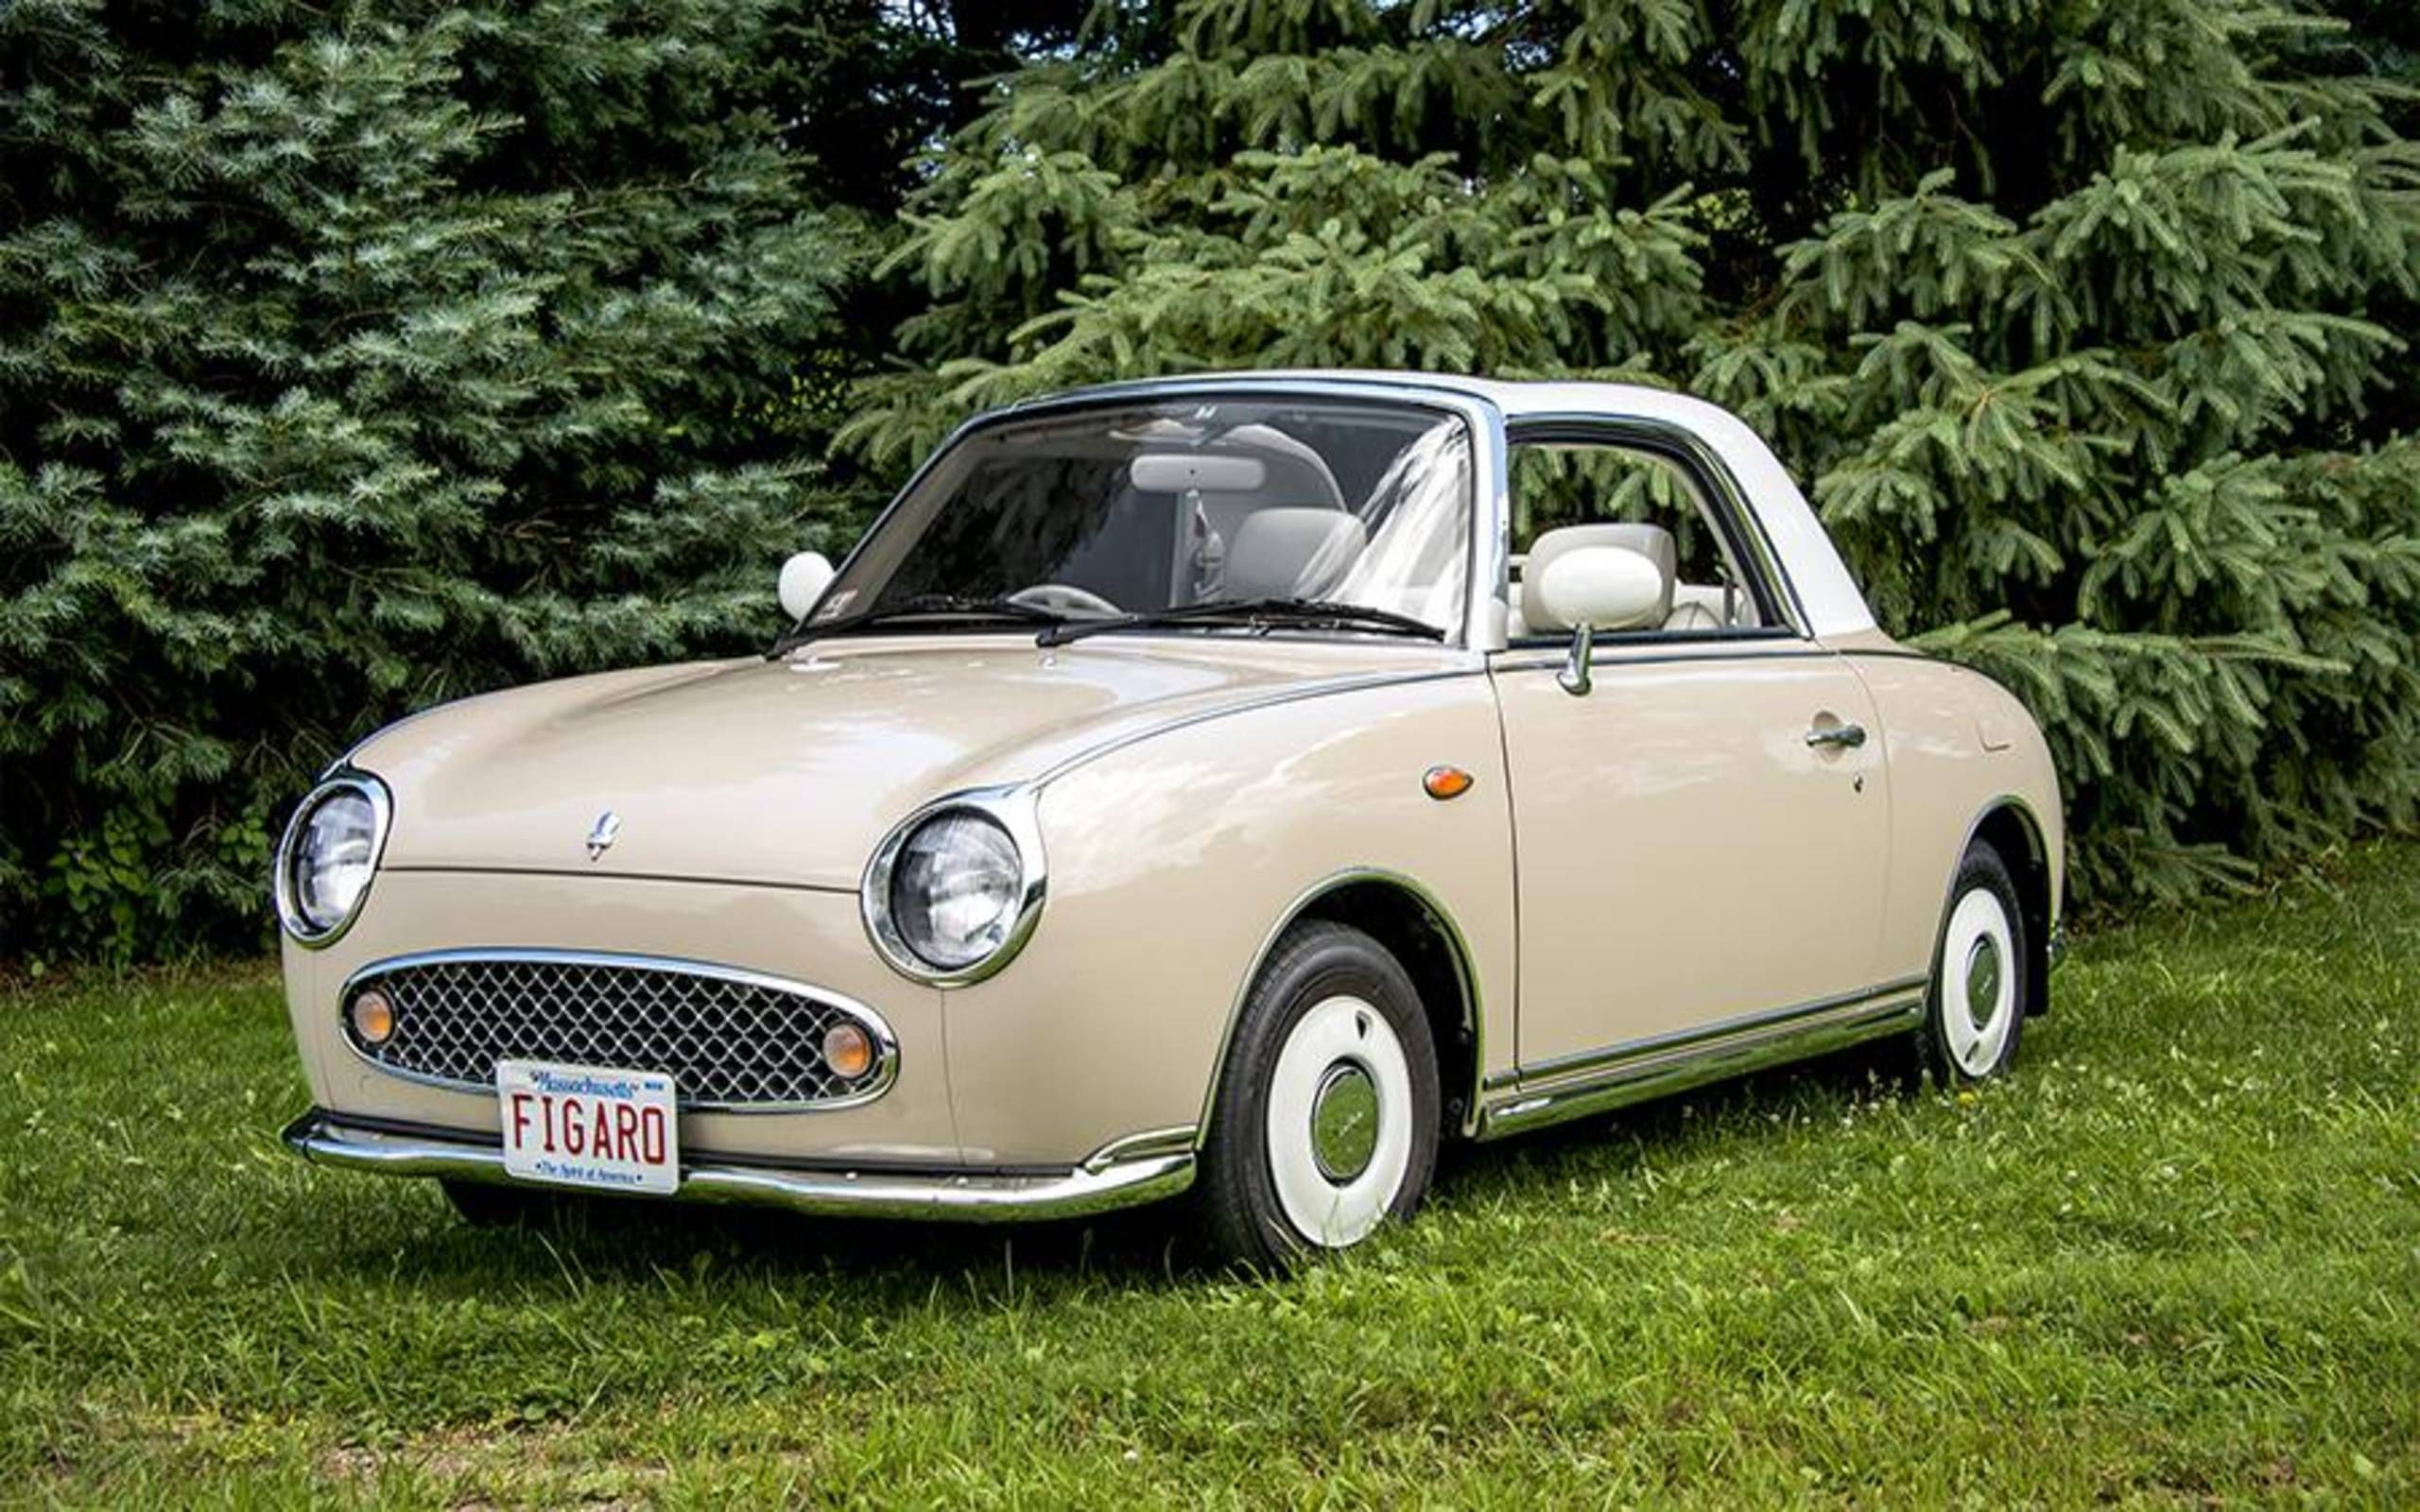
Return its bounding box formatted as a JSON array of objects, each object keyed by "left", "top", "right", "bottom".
[{"left": 1806, "top": 722, "right": 1867, "bottom": 750}]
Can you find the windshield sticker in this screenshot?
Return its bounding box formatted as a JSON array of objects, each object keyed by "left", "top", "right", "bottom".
[{"left": 817, "top": 590, "right": 856, "bottom": 620}]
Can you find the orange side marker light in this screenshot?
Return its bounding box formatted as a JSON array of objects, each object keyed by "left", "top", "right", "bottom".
[{"left": 1423, "top": 765, "right": 1475, "bottom": 801}]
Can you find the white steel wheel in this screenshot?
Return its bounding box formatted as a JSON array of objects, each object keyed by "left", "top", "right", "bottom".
[
  {"left": 1264, "top": 994, "right": 1416, "bottom": 1248},
  {"left": 1941, "top": 888, "right": 2016, "bottom": 1075},
  {"left": 1922, "top": 842, "right": 2027, "bottom": 1082},
  {"left": 1193, "top": 920, "right": 1442, "bottom": 1269}
]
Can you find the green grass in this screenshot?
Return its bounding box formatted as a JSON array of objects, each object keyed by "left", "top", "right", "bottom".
[{"left": 4, "top": 849, "right": 2417, "bottom": 1507}]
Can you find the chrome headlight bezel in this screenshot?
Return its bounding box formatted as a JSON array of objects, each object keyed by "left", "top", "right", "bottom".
[
  {"left": 861, "top": 786, "right": 1047, "bottom": 987},
  {"left": 272, "top": 771, "right": 393, "bottom": 949}
]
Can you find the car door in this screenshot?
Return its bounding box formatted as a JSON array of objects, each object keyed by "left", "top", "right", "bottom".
[{"left": 1491, "top": 425, "right": 1892, "bottom": 1075}]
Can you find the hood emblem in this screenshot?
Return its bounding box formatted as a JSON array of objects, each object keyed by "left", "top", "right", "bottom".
[{"left": 585, "top": 810, "right": 621, "bottom": 861}]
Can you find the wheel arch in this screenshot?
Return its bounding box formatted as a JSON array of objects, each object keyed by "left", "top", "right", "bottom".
[
  {"left": 1200, "top": 869, "right": 1484, "bottom": 1144},
  {"left": 1960, "top": 798, "right": 2055, "bottom": 1018}
]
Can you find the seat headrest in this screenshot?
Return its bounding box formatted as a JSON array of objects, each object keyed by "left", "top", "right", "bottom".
[
  {"left": 1225, "top": 507, "right": 1369, "bottom": 600},
  {"left": 1521, "top": 523, "right": 1677, "bottom": 633}
]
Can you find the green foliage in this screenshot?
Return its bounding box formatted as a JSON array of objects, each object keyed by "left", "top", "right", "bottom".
[
  {"left": 0, "top": 0, "right": 872, "bottom": 957},
  {"left": 870, "top": 0, "right": 2420, "bottom": 904}
]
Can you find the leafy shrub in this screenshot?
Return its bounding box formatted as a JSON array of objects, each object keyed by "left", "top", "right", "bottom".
[
  {"left": 0, "top": 1, "right": 866, "bottom": 958},
  {"left": 857, "top": 0, "right": 2420, "bottom": 904}
]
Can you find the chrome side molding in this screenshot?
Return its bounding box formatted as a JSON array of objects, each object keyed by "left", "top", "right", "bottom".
[
  {"left": 1475, "top": 981, "right": 1926, "bottom": 1141},
  {"left": 1082, "top": 1124, "right": 1199, "bottom": 1171}
]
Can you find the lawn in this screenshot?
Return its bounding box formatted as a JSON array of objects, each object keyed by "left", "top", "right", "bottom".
[{"left": 4, "top": 848, "right": 2416, "bottom": 1507}]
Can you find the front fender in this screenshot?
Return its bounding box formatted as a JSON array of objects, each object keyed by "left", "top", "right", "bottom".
[{"left": 941, "top": 667, "right": 1516, "bottom": 1166}]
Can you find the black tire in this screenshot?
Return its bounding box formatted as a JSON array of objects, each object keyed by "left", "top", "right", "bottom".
[
  {"left": 1192, "top": 920, "right": 1442, "bottom": 1270},
  {"left": 440, "top": 1177, "right": 570, "bottom": 1228},
  {"left": 1913, "top": 840, "right": 2028, "bottom": 1084}
]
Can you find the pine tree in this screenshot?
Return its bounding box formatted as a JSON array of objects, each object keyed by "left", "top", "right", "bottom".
[
  {"left": 0, "top": 1, "right": 862, "bottom": 956},
  {"left": 865, "top": 0, "right": 2420, "bottom": 904}
]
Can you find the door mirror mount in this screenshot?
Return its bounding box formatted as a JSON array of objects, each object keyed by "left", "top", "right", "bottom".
[{"left": 1558, "top": 622, "right": 1595, "bottom": 696}]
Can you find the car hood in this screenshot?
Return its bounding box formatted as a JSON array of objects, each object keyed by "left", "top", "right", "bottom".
[{"left": 357, "top": 635, "right": 1463, "bottom": 890}]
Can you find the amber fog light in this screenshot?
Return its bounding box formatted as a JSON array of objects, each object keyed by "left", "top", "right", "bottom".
[
  {"left": 821, "top": 1022, "right": 874, "bottom": 1080},
  {"left": 349, "top": 988, "right": 395, "bottom": 1046}
]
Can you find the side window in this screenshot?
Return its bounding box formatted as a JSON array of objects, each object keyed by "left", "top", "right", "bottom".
[{"left": 1506, "top": 438, "right": 1779, "bottom": 641}]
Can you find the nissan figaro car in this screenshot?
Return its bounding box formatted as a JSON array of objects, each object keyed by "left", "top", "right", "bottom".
[{"left": 276, "top": 372, "right": 2063, "bottom": 1266}]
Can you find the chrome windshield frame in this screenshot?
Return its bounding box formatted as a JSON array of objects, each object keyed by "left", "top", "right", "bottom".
[{"left": 811, "top": 377, "right": 1512, "bottom": 653}]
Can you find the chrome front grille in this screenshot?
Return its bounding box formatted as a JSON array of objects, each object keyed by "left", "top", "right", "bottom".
[{"left": 340, "top": 951, "right": 894, "bottom": 1110}]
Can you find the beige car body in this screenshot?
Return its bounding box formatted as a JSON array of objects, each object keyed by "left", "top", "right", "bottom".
[{"left": 280, "top": 373, "right": 2064, "bottom": 1222}]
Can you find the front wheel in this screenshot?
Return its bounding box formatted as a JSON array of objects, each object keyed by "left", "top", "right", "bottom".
[
  {"left": 1915, "top": 841, "right": 2027, "bottom": 1083},
  {"left": 1193, "top": 921, "right": 1441, "bottom": 1269}
]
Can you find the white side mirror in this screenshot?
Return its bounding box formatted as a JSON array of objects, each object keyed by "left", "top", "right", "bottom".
[
  {"left": 1537, "top": 545, "right": 1667, "bottom": 632},
  {"left": 778, "top": 551, "right": 835, "bottom": 622},
  {"left": 1537, "top": 544, "right": 1668, "bottom": 697}
]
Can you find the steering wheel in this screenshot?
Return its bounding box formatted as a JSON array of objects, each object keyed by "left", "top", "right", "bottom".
[{"left": 1009, "top": 582, "right": 1121, "bottom": 617}]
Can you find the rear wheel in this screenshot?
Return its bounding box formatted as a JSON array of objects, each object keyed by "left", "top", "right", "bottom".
[
  {"left": 1193, "top": 921, "right": 1441, "bottom": 1269},
  {"left": 1916, "top": 841, "right": 2027, "bottom": 1083}
]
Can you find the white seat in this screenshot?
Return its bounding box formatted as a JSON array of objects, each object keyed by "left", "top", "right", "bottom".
[
  {"left": 1507, "top": 573, "right": 1754, "bottom": 636},
  {"left": 1226, "top": 508, "right": 1370, "bottom": 600},
  {"left": 1663, "top": 583, "right": 1754, "bottom": 630}
]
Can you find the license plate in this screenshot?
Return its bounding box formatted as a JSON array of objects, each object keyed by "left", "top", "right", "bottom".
[{"left": 496, "top": 1060, "right": 679, "bottom": 1195}]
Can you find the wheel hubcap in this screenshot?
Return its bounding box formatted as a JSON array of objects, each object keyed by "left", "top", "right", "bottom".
[
  {"left": 1265, "top": 994, "right": 1415, "bottom": 1248},
  {"left": 1941, "top": 886, "right": 2017, "bottom": 1077},
  {"left": 1309, "top": 1061, "right": 1380, "bottom": 1184},
  {"left": 1964, "top": 935, "right": 2002, "bottom": 1031}
]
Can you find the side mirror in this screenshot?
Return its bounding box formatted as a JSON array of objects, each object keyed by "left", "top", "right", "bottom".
[
  {"left": 1536, "top": 545, "right": 1667, "bottom": 696},
  {"left": 1537, "top": 545, "right": 1668, "bottom": 631},
  {"left": 778, "top": 551, "right": 835, "bottom": 622}
]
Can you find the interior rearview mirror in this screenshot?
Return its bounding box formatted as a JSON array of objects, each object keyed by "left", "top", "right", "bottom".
[
  {"left": 778, "top": 551, "right": 835, "bottom": 622},
  {"left": 1130, "top": 454, "right": 1269, "bottom": 493}
]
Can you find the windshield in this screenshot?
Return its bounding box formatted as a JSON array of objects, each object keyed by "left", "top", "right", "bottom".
[{"left": 807, "top": 397, "right": 1474, "bottom": 641}]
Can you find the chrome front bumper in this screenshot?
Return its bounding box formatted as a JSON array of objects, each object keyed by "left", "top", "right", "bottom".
[{"left": 282, "top": 1109, "right": 1196, "bottom": 1223}]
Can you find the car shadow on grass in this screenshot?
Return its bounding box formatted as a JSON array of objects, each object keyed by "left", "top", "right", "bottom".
[
  {"left": 303, "top": 1036, "right": 1939, "bottom": 1297},
  {"left": 1433, "top": 1034, "right": 1926, "bottom": 1191},
  {"left": 317, "top": 1174, "right": 1210, "bottom": 1298}
]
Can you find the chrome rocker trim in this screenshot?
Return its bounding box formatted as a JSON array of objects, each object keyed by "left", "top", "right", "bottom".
[
  {"left": 281, "top": 1109, "right": 1197, "bottom": 1224},
  {"left": 1474, "top": 979, "right": 1927, "bottom": 1141}
]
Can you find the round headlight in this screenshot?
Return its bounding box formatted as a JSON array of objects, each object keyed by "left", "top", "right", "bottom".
[
  {"left": 889, "top": 811, "right": 1023, "bottom": 971},
  {"left": 275, "top": 776, "right": 389, "bottom": 945}
]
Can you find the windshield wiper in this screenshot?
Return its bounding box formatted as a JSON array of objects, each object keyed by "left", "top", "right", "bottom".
[
  {"left": 1035, "top": 597, "right": 1446, "bottom": 648},
  {"left": 769, "top": 594, "right": 1069, "bottom": 657}
]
